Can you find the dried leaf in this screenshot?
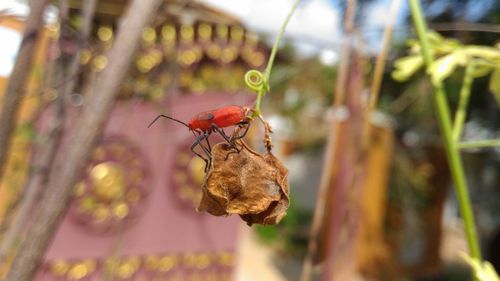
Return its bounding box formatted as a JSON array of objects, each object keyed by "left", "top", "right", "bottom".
[{"left": 197, "top": 142, "right": 289, "bottom": 226}]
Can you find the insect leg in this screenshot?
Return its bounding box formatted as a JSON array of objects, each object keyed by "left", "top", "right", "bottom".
[
  {"left": 191, "top": 131, "right": 212, "bottom": 158},
  {"left": 231, "top": 122, "right": 250, "bottom": 141},
  {"left": 190, "top": 132, "right": 212, "bottom": 172},
  {"left": 210, "top": 124, "right": 243, "bottom": 162},
  {"left": 210, "top": 124, "right": 232, "bottom": 145},
  {"left": 205, "top": 136, "right": 212, "bottom": 152}
]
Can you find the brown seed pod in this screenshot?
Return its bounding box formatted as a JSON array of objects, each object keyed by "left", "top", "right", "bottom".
[{"left": 197, "top": 142, "right": 289, "bottom": 226}]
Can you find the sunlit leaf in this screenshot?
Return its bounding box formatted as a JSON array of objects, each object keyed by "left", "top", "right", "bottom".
[
  {"left": 460, "top": 252, "right": 500, "bottom": 281},
  {"left": 391, "top": 55, "right": 424, "bottom": 82},
  {"left": 465, "top": 46, "right": 500, "bottom": 61},
  {"left": 436, "top": 42, "right": 462, "bottom": 55},
  {"left": 489, "top": 68, "right": 500, "bottom": 106},
  {"left": 407, "top": 39, "right": 421, "bottom": 54},
  {"left": 428, "top": 52, "right": 466, "bottom": 85},
  {"left": 427, "top": 31, "right": 445, "bottom": 45}
]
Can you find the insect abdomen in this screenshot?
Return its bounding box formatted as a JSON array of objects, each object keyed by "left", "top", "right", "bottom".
[{"left": 213, "top": 106, "right": 246, "bottom": 128}]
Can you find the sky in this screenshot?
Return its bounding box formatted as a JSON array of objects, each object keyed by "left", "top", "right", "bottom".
[
  {"left": 199, "top": 0, "right": 408, "bottom": 60},
  {"left": 201, "top": 0, "right": 341, "bottom": 50},
  {"left": 0, "top": 0, "right": 406, "bottom": 75}
]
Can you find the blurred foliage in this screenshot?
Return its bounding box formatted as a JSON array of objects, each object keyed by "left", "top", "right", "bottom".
[
  {"left": 263, "top": 44, "right": 337, "bottom": 153},
  {"left": 392, "top": 31, "right": 500, "bottom": 105}
]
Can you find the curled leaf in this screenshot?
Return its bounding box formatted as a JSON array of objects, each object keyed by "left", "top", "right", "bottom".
[
  {"left": 428, "top": 52, "right": 466, "bottom": 85},
  {"left": 197, "top": 142, "right": 289, "bottom": 226},
  {"left": 392, "top": 55, "right": 424, "bottom": 82},
  {"left": 460, "top": 252, "right": 500, "bottom": 281},
  {"left": 465, "top": 46, "right": 500, "bottom": 61}
]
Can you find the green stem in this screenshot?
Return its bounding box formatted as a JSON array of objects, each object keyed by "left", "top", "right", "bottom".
[
  {"left": 458, "top": 139, "right": 500, "bottom": 149},
  {"left": 264, "top": 0, "right": 300, "bottom": 81},
  {"left": 453, "top": 62, "right": 475, "bottom": 141},
  {"left": 246, "top": 0, "right": 301, "bottom": 116},
  {"left": 408, "top": 0, "right": 482, "bottom": 260}
]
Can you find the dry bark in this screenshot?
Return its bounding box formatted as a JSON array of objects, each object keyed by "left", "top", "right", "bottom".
[{"left": 4, "top": 0, "right": 162, "bottom": 280}]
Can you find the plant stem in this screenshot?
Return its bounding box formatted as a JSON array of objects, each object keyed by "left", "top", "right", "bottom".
[
  {"left": 453, "top": 62, "right": 475, "bottom": 141},
  {"left": 458, "top": 139, "right": 500, "bottom": 149},
  {"left": 264, "top": 0, "right": 300, "bottom": 81},
  {"left": 408, "top": 0, "right": 482, "bottom": 260},
  {"left": 251, "top": 0, "right": 301, "bottom": 116}
]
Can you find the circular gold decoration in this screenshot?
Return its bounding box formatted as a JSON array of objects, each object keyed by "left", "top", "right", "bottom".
[
  {"left": 67, "top": 263, "right": 89, "bottom": 280},
  {"left": 91, "top": 163, "right": 125, "bottom": 201},
  {"left": 170, "top": 134, "right": 224, "bottom": 211},
  {"left": 44, "top": 251, "right": 235, "bottom": 280},
  {"left": 188, "top": 157, "right": 206, "bottom": 186},
  {"left": 70, "top": 137, "right": 150, "bottom": 233},
  {"left": 97, "top": 26, "right": 113, "bottom": 42},
  {"left": 170, "top": 140, "right": 210, "bottom": 210},
  {"left": 50, "top": 260, "right": 69, "bottom": 276},
  {"left": 158, "top": 255, "right": 177, "bottom": 272}
]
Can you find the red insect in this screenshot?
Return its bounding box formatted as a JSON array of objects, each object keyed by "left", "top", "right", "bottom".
[{"left": 148, "top": 105, "right": 252, "bottom": 170}]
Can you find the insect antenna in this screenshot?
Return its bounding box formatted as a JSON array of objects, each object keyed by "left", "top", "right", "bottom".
[{"left": 148, "top": 114, "right": 190, "bottom": 128}]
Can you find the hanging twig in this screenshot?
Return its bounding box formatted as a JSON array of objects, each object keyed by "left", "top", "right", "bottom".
[
  {"left": 0, "top": 0, "right": 50, "bottom": 183},
  {"left": 0, "top": 0, "right": 98, "bottom": 265},
  {"left": 4, "top": 0, "right": 162, "bottom": 280}
]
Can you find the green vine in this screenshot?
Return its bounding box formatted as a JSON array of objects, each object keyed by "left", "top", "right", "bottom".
[{"left": 244, "top": 0, "right": 301, "bottom": 116}]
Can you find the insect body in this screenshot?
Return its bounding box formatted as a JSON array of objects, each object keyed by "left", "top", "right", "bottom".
[
  {"left": 148, "top": 105, "right": 252, "bottom": 170},
  {"left": 187, "top": 105, "right": 250, "bottom": 132}
]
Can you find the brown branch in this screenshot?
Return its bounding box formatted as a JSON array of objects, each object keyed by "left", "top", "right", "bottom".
[
  {"left": 0, "top": 0, "right": 98, "bottom": 265},
  {"left": 4, "top": 0, "right": 162, "bottom": 280},
  {"left": 300, "top": 1, "right": 357, "bottom": 281},
  {"left": 0, "top": 0, "right": 50, "bottom": 183},
  {"left": 430, "top": 21, "right": 500, "bottom": 34}
]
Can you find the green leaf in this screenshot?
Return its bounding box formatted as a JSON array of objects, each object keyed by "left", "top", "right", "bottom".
[
  {"left": 489, "top": 68, "right": 500, "bottom": 106},
  {"left": 391, "top": 55, "right": 424, "bottom": 82},
  {"left": 460, "top": 252, "right": 500, "bottom": 281},
  {"left": 428, "top": 52, "right": 466, "bottom": 85},
  {"left": 406, "top": 39, "right": 421, "bottom": 54},
  {"left": 427, "top": 31, "right": 445, "bottom": 45},
  {"left": 465, "top": 46, "right": 500, "bottom": 61}
]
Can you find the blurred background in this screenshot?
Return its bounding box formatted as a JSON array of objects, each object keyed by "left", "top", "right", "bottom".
[{"left": 0, "top": 0, "right": 499, "bottom": 280}]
